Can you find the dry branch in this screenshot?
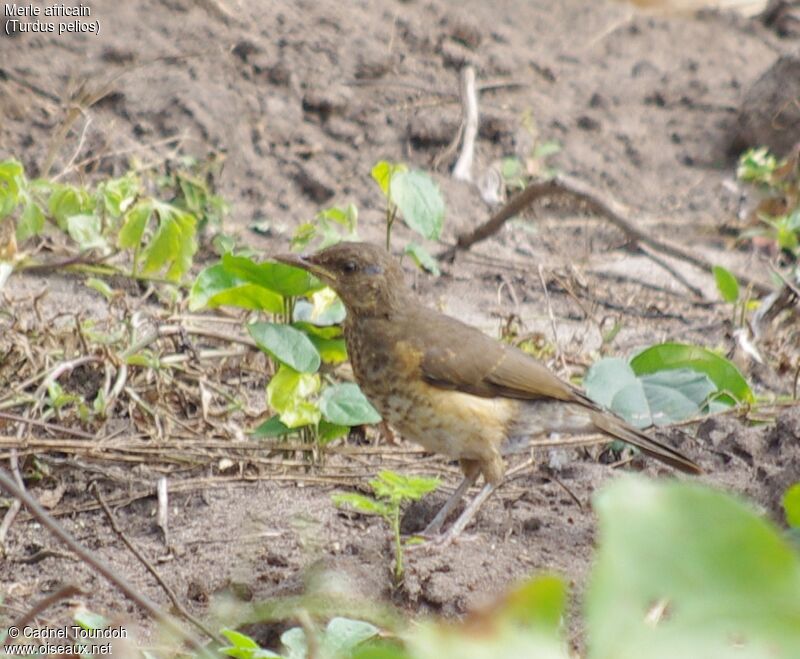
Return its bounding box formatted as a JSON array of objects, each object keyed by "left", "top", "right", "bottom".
[{"left": 440, "top": 173, "right": 773, "bottom": 297}]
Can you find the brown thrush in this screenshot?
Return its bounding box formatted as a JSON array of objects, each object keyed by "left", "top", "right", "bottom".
[{"left": 276, "top": 242, "right": 701, "bottom": 544}]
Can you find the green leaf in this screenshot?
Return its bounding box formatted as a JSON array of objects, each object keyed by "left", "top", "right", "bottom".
[
  {"left": 220, "top": 628, "right": 281, "bottom": 659},
  {"left": 85, "top": 278, "right": 115, "bottom": 301},
  {"left": 16, "top": 199, "right": 45, "bottom": 241},
  {"left": 389, "top": 170, "right": 444, "bottom": 240},
  {"left": 292, "top": 287, "right": 346, "bottom": 326},
  {"left": 99, "top": 174, "right": 139, "bottom": 217},
  {"left": 66, "top": 213, "right": 107, "bottom": 250},
  {"left": 306, "top": 334, "right": 348, "bottom": 364},
  {"left": 48, "top": 184, "right": 93, "bottom": 229},
  {"left": 403, "top": 242, "right": 440, "bottom": 276},
  {"left": 712, "top": 265, "right": 739, "bottom": 303},
  {"left": 784, "top": 483, "right": 800, "bottom": 529},
  {"left": 250, "top": 415, "right": 293, "bottom": 438},
  {"left": 323, "top": 617, "right": 380, "bottom": 656},
  {"left": 189, "top": 263, "right": 284, "bottom": 313},
  {"left": 319, "top": 382, "right": 381, "bottom": 426},
  {"left": 0, "top": 159, "right": 24, "bottom": 219},
  {"left": 587, "top": 476, "right": 800, "bottom": 659},
  {"left": 370, "top": 471, "right": 438, "bottom": 503},
  {"left": 248, "top": 321, "right": 321, "bottom": 373},
  {"left": 371, "top": 161, "right": 396, "bottom": 197},
  {"left": 223, "top": 253, "right": 323, "bottom": 297},
  {"left": 139, "top": 202, "right": 197, "bottom": 281},
  {"left": 494, "top": 575, "right": 567, "bottom": 632},
  {"left": 281, "top": 627, "right": 309, "bottom": 659},
  {"left": 319, "top": 419, "right": 349, "bottom": 443},
  {"left": 333, "top": 492, "right": 392, "bottom": 518},
  {"left": 118, "top": 200, "right": 153, "bottom": 249},
  {"left": 585, "top": 358, "right": 718, "bottom": 427},
  {"left": 266, "top": 365, "right": 321, "bottom": 428},
  {"left": 630, "top": 342, "right": 753, "bottom": 403},
  {"left": 73, "top": 609, "right": 108, "bottom": 631}
]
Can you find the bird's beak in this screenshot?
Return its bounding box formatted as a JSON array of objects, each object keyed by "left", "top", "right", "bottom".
[{"left": 273, "top": 253, "right": 336, "bottom": 283}]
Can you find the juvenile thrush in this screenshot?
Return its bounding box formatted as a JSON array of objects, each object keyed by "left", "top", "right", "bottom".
[{"left": 276, "top": 242, "right": 701, "bottom": 544}]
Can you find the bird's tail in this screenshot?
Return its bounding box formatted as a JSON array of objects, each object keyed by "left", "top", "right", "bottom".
[{"left": 589, "top": 410, "right": 702, "bottom": 475}]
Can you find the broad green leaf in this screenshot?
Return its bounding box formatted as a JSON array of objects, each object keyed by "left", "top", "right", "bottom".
[
  {"left": 248, "top": 321, "right": 321, "bottom": 373},
  {"left": 307, "top": 334, "right": 348, "bottom": 364},
  {"left": 403, "top": 242, "right": 440, "bottom": 276},
  {"left": 371, "top": 161, "right": 399, "bottom": 197},
  {"left": 323, "top": 617, "right": 380, "bottom": 656},
  {"left": 0, "top": 159, "right": 24, "bottom": 219},
  {"left": 370, "top": 471, "right": 438, "bottom": 503},
  {"left": 220, "top": 628, "right": 281, "bottom": 659},
  {"left": 712, "top": 265, "right": 739, "bottom": 303},
  {"left": 66, "top": 213, "right": 107, "bottom": 250},
  {"left": 119, "top": 200, "right": 153, "bottom": 249},
  {"left": 585, "top": 358, "right": 717, "bottom": 427},
  {"left": 588, "top": 477, "right": 800, "bottom": 659},
  {"left": 319, "top": 419, "right": 349, "bottom": 443},
  {"left": 784, "top": 483, "right": 800, "bottom": 529},
  {"left": 389, "top": 170, "right": 444, "bottom": 240},
  {"left": 48, "top": 184, "right": 93, "bottom": 229},
  {"left": 281, "top": 627, "right": 309, "bottom": 659},
  {"left": 139, "top": 202, "right": 197, "bottom": 281},
  {"left": 584, "top": 358, "right": 639, "bottom": 409},
  {"left": 99, "top": 174, "right": 139, "bottom": 217},
  {"left": 223, "top": 253, "right": 323, "bottom": 297},
  {"left": 16, "top": 199, "right": 45, "bottom": 241},
  {"left": 189, "top": 263, "right": 283, "bottom": 313},
  {"left": 293, "top": 287, "right": 346, "bottom": 326},
  {"left": 266, "top": 365, "right": 320, "bottom": 428},
  {"left": 493, "top": 575, "right": 566, "bottom": 632},
  {"left": 332, "top": 492, "right": 392, "bottom": 518},
  {"left": 319, "top": 382, "right": 381, "bottom": 426},
  {"left": 250, "top": 415, "right": 293, "bottom": 439},
  {"left": 630, "top": 342, "right": 753, "bottom": 403}
]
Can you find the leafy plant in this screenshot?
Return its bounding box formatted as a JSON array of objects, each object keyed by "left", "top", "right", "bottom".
[
  {"left": 736, "top": 147, "right": 800, "bottom": 260},
  {"left": 784, "top": 482, "right": 800, "bottom": 529},
  {"left": 221, "top": 619, "right": 380, "bottom": 659},
  {"left": 190, "top": 253, "right": 379, "bottom": 445},
  {"left": 0, "top": 157, "right": 227, "bottom": 283},
  {"left": 292, "top": 204, "right": 359, "bottom": 253},
  {"left": 333, "top": 471, "right": 439, "bottom": 582},
  {"left": 370, "top": 161, "right": 444, "bottom": 264},
  {"left": 585, "top": 342, "right": 753, "bottom": 428}
]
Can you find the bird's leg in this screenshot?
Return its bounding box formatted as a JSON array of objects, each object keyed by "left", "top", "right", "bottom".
[
  {"left": 421, "top": 470, "right": 478, "bottom": 536},
  {"left": 432, "top": 482, "right": 497, "bottom": 547}
]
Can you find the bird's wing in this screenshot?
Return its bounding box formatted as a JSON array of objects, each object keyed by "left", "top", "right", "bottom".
[
  {"left": 412, "top": 307, "right": 578, "bottom": 402},
  {"left": 410, "top": 307, "right": 701, "bottom": 475}
]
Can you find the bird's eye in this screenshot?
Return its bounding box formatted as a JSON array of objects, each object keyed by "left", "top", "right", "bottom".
[{"left": 342, "top": 260, "right": 358, "bottom": 274}]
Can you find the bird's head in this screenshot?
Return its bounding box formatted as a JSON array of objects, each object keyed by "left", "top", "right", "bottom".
[{"left": 275, "top": 242, "right": 410, "bottom": 316}]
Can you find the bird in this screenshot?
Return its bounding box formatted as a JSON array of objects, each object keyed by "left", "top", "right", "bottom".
[{"left": 276, "top": 242, "right": 702, "bottom": 545}]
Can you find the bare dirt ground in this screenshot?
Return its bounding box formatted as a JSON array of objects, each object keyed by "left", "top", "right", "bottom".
[{"left": 1, "top": 0, "right": 799, "bottom": 653}]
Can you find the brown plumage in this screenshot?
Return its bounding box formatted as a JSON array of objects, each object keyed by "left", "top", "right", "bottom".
[{"left": 276, "top": 242, "right": 701, "bottom": 543}]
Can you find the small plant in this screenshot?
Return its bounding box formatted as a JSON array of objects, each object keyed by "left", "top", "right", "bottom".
[
  {"left": 220, "top": 618, "right": 380, "bottom": 659},
  {"left": 0, "top": 157, "right": 228, "bottom": 284},
  {"left": 584, "top": 342, "right": 754, "bottom": 429},
  {"left": 190, "top": 253, "right": 380, "bottom": 445},
  {"left": 370, "top": 161, "right": 444, "bottom": 271},
  {"left": 737, "top": 147, "right": 800, "bottom": 261},
  {"left": 333, "top": 470, "right": 439, "bottom": 582}
]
